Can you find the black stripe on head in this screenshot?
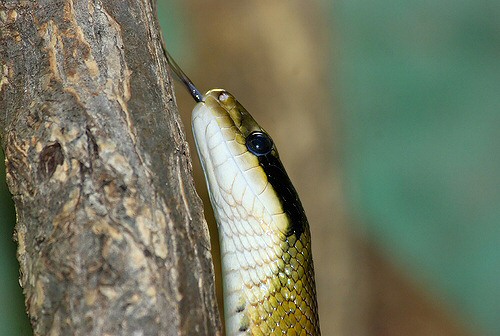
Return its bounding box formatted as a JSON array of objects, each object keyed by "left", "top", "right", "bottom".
[{"left": 257, "top": 153, "right": 307, "bottom": 238}]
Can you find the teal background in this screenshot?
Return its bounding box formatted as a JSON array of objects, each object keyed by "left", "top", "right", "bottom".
[
  {"left": 1, "top": 1, "right": 499, "bottom": 335},
  {"left": 334, "top": 1, "right": 500, "bottom": 334},
  {"left": 0, "top": 151, "right": 32, "bottom": 335}
]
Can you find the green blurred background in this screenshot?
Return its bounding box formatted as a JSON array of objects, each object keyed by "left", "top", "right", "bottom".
[
  {"left": 1, "top": 1, "right": 499, "bottom": 335},
  {"left": 335, "top": 1, "right": 500, "bottom": 335},
  {"left": 0, "top": 151, "right": 31, "bottom": 335}
]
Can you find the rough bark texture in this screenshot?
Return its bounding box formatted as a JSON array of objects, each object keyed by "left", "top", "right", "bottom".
[{"left": 0, "top": 1, "right": 221, "bottom": 335}]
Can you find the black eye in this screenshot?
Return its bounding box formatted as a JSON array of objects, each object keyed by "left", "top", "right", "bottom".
[{"left": 246, "top": 131, "right": 273, "bottom": 156}]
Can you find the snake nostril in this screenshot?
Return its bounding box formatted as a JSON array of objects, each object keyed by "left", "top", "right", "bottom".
[{"left": 218, "top": 91, "right": 230, "bottom": 102}]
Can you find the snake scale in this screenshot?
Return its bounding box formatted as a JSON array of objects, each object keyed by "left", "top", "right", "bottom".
[{"left": 164, "top": 48, "right": 321, "bottom": 336}]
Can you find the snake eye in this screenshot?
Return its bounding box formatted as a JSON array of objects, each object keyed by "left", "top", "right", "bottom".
[{"left": 246, "top": 131, "right": 273, "bottom": 156}]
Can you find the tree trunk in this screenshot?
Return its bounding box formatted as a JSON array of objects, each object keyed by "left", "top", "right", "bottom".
[{"left": 0, "top": 1, "right": 221, "bottom": 335}]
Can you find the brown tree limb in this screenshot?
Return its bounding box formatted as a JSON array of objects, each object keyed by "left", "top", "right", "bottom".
[{"left": 0, "top": 1, "right": 221, "bottom": 335}]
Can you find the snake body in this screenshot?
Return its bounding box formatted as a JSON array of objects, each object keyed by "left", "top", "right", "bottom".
[{"left": 165, "top": 50, "right": 320, "bottom": 335}]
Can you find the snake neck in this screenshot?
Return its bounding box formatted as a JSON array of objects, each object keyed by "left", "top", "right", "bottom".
[{"left": 213, "top": 206, "right": 320, "bottom": 336}]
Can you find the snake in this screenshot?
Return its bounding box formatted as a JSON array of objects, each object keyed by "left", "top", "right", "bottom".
[{"left": 164, "top": 49, "right": 321, "bottom": 336}]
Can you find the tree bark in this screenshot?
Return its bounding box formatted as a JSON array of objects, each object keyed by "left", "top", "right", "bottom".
[{"left": 0, "top": 1, "right": 221, "bottom": 335}]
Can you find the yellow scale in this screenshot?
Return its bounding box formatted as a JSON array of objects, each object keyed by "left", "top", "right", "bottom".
[{"left": 164, "top": 47, "right": 320, "bottom": 336}]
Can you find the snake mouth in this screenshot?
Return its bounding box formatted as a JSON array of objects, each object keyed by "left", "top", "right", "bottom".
[{"left": 191, "top": 92, "right": 288, "bottom": 230}]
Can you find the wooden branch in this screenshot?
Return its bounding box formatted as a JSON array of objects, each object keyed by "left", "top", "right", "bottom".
[{"left": 0, "top": 1, "right": 221, "bottom": 335}]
